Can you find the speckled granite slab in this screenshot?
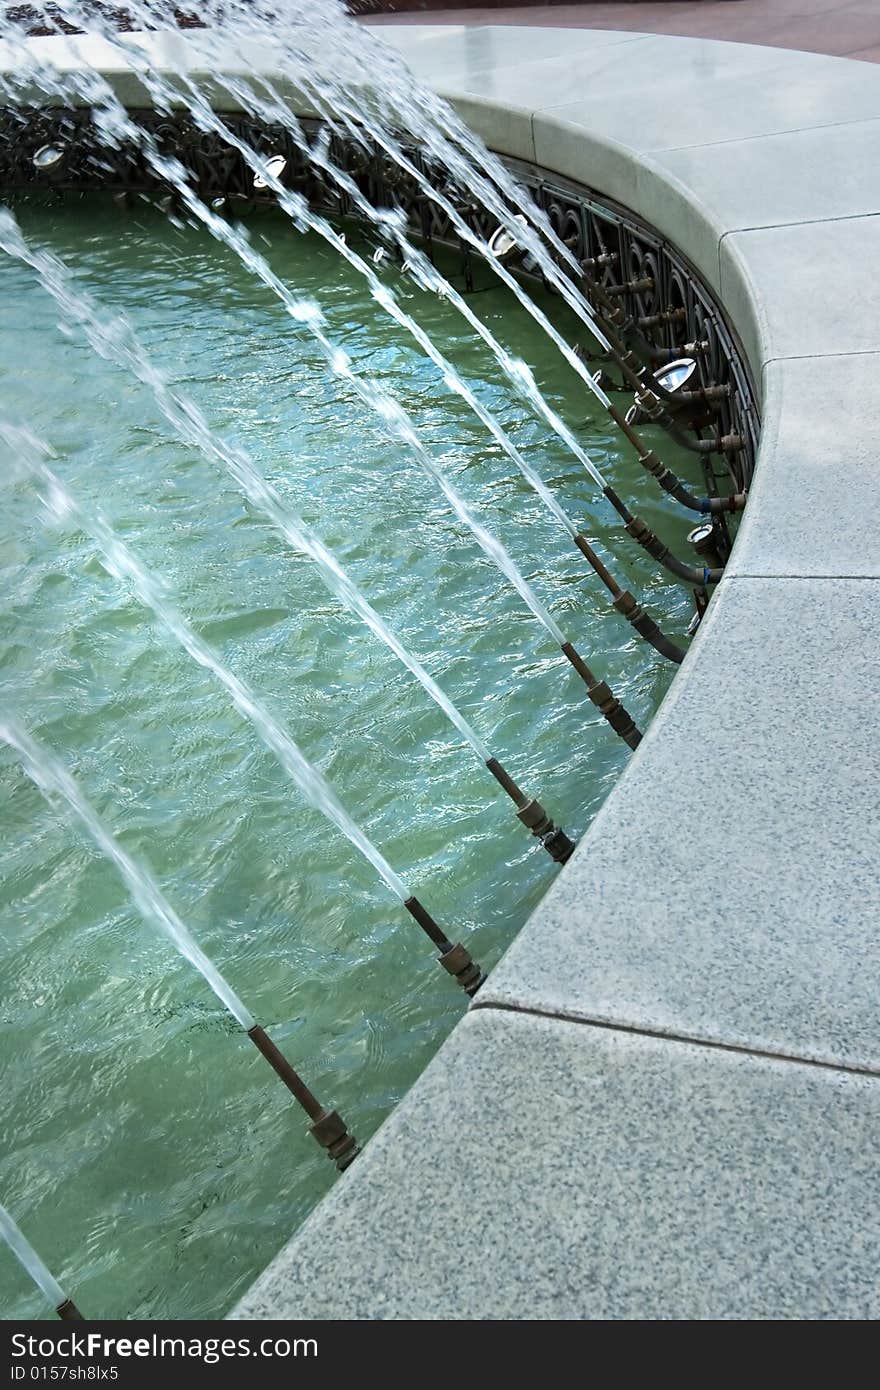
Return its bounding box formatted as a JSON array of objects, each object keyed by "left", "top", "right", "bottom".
[{"left": 232, "top": 1009, "right": 880, "bottom": 1321}]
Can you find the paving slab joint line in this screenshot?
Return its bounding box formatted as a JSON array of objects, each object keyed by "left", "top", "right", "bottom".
[
  {"left": 763, "top": 348, "right": 880, "bottom": 365},
  {"left": 662, "top": 111, "right": 880, "bottom": 155},
  {"left": 729, "top": 572, "right": 880, "bottom": 580},
  {"left": 719, "top": 209, "right": 880, "bottom": 247},
  {"left": 471, "top": 998, "right": 880, "bottom": 1081}
]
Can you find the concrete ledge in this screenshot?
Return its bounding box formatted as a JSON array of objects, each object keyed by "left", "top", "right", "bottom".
[
  {"left": 232, "top": 1009, "right": 880, "bottom": 1321},
  {"left": 479, "top": 576, "right": 880, "bottom": 1073}
]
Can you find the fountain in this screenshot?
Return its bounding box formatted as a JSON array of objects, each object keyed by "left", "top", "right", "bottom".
[{"left": 0, "top": 0, "right": 758, "bottom": 1319}]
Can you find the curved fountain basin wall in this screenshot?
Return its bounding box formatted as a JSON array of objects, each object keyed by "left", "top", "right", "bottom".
[{"left": 5, "top": 25, "right": 879, "bottom": 1318}]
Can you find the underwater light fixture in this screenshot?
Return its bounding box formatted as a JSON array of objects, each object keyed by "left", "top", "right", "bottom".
[
  {"left": 32, "top": 144, "right": 65, "bottom": 171},
  {"left": 657, "top": 357, "right": 698, "bottom": 394},
  {"left": 626, "top": 357, "right": 698, "bottom": 426},
  {"left": 687, "top": 521, "right": 716, "bottom": 552},
  {"left": 488, "top": 213, "right": 528, "bottom": 263},
  {"left": 253, "top": 153, "right": 287, "bottom": 190},
  {"left": 687, "top": 519, "right": 725, "bottom": 571}
]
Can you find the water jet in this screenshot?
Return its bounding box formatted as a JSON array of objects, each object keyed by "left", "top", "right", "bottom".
[{"left": 0, "top": 1203, "right": 84, "bottom": 1321}]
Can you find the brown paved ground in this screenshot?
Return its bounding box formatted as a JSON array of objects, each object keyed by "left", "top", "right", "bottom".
[{"left": 362, "top": 1, "right": 880, "bottom": 64}]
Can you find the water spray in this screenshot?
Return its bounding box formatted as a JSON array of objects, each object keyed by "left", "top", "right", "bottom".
[
  {"left": 0, "top": 1202, "right": 84, "bottom": 1320},
  {"left": 0, "top": 217, "right": 577, "bottom": 863},
  {"left": 34, "top": 0, "right": 736, "bottom": 548},
  {"left": 0, "top": 716, "right": 359, "bottom": 1169},
  {"left": 1, "top": 422, "right": 484, "bottom": 996},
  {"left": 251, "top": 54, "right": 735, "bottom": 527},
  {"left": 14, "top": 3, "right": 727, "bottom": 598},
  {"left": 153, "top": 68, "right": 683, "bottom": 666},
  {"left": 0, "top": 66, "right": 647, "bottom": 746}
]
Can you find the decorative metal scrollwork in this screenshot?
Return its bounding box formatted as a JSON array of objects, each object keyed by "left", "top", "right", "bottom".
[{"left": 0, "top": 103, "right": 758, "bottom": 488}]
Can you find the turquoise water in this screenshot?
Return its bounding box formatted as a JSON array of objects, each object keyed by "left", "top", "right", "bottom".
[{"left": 0, "top": 196, "right": 696, "bottom": 1319}]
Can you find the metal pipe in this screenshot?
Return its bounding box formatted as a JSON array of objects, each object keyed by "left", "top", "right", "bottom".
[
  {"left": 608, "top": 492, "right": 723, "bottom": 587},
  {"left": 572, "top": 533, "right": 685, "bottom": 663},
  {"left": 56, "top": 1299, "right": 84, "bottom": 1322},
  {"left": 485, "top": 756, "right": 575, "bottom": 863},
  {"left": 247, "top": 1025, "right": 359, "bottom": 1171},
  {"left": 559, "top": 642, "right": 642, "bottom": 750},
  {"left": 609, "top": 398, "right": 747, "bottom": 510},
  {"left": 404, "top": 896, "right": 485, "bottom": 996},
  {"left": 574, "top": 531, "right": 686, "bottom": 660},
  {"left": 578, "top": 267, "right": 749, "bottom": 491}
]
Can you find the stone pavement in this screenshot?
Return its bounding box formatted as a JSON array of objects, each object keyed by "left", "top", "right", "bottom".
[{"left": 363, "top": 1, "right": 880, "bottom": 64}]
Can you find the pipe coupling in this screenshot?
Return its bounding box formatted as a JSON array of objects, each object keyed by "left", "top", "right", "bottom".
[
  {"left": 439, "top": 943, "right": 484, "bottom": 996},
  {"left": 309, "top": 1109, "right": 360, "bottom": 1171},
  {"left": 516, "top": 797, "right": 553, "bottom": 837}
]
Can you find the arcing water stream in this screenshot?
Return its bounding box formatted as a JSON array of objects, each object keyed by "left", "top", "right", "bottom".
[{"left": 2, "top": 708, "right": 256, "bottom": 1028}]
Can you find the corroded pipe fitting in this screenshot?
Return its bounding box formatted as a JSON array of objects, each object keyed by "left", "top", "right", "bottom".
[
  {"left": 516, "top": 797, "right": 553, "bottom": 837},
  {"left": 516, "top": 797, "right": 576, "bottom": 864},
  {"left": 704, "top": 491, "right": 747, "bottom": 514},
  {"left": 587, "top": 679, "right": 642, "bottom": 750},
  {"left": 572, "top": 533, "right": 683, "bottom": 664},
  {"left": 403, "top": 900, "right": 484, "bottom": 995},
  {"left": 695, "top": 432, "right": 745, "bottom": 455},
  {"left": 679, "top": 383, "right": 730, "bottom": 406},
  {"left": 638, "top": 307, "right": 687, "bottom": 328},
  {"left": 438, "top": 943, "right": 485, "bottom": 996},
  {"left": 247, "top": 1024, "right": 358, "bottom": 1169},
  {"left": 485, "top": 758, "right": 575, "bottom": 863},
  {"left": 309, "top": 1108, "right": 360, "bottom": 1172},
  {"left": 580, "top": 252, "right": 617, "bottom": 270},
  {"left": 633, "top": 388, "right": 665, "bottom": 420},
  {"left": 638, "top": 449, "right": 719, "bottom": 513},
  {"left": 605, "top": 276, "right": 654, "bottom": 297},
  {"left": 542, "top": 827, "right": 576, "bottom": 864},
  {"left": 560, "top": 642, "right": 643, "bottom": 750}
]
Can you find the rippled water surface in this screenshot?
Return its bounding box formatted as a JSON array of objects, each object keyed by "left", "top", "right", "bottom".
[{"left": 0, "top": 197, "right": 697, "bottom": 1318}]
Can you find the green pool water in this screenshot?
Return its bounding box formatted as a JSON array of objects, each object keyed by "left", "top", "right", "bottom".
[{"left": 0, "top": 195, "right": 697, "bottom": 1319}]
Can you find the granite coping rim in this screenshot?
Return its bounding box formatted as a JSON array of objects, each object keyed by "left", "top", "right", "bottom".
[{"left": 232, "top": 1007, "right": 880, "bottom": 1321}]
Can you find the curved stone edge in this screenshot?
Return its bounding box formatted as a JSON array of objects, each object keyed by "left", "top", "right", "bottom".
[{"left": 229, "top": 27, "right": 880, "bottom": 1318}]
